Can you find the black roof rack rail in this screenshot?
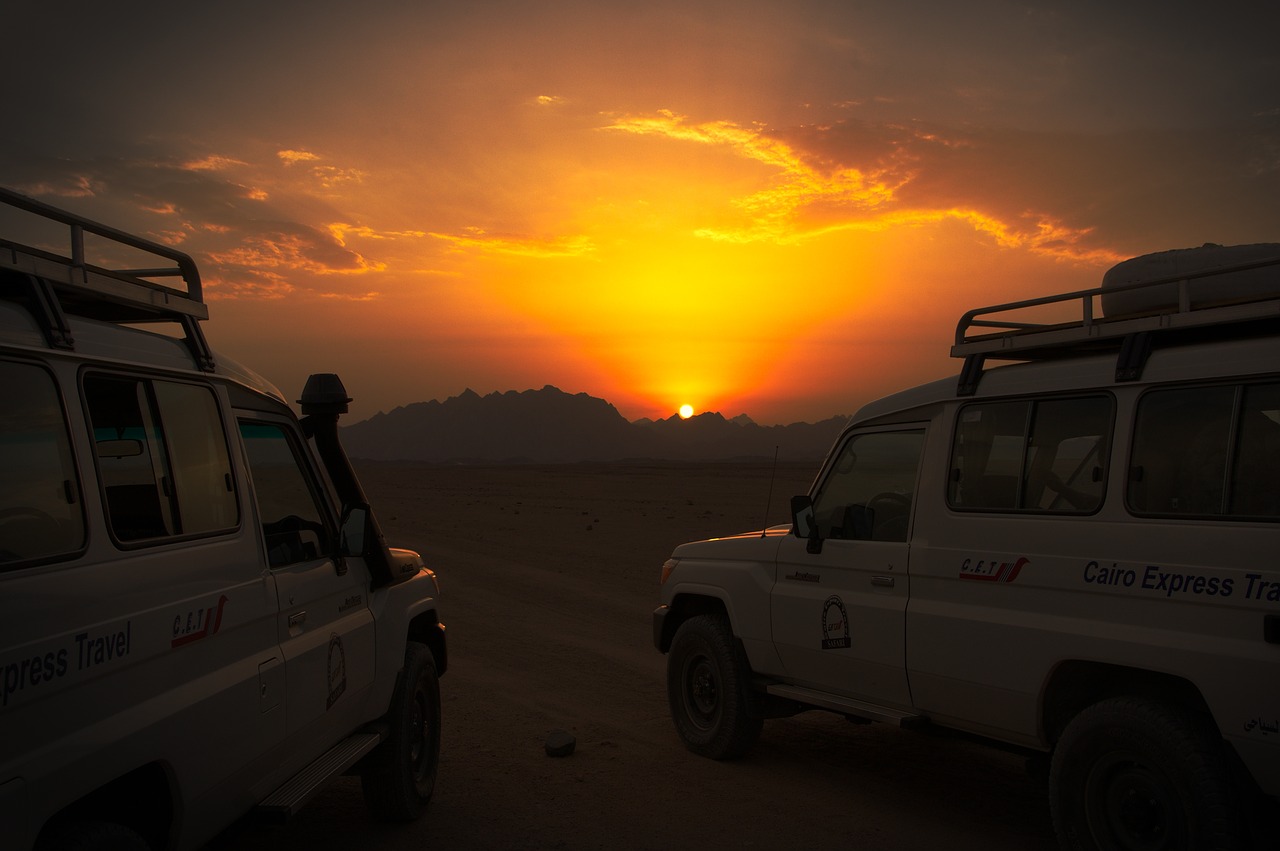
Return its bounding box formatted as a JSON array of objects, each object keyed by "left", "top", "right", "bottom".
[
  {"left": 0, "top": 186, "right": 213, "bottom": 370},
  {"left": 951, "top": 251, "right": 1280, "bottom": 395}
]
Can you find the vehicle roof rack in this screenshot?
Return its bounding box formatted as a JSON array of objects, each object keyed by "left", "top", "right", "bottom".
[
  {"left": 951, "top": 249, "right": 1280, "bottom": 395},
  {"left": 0, "top": 186, "right": 213, "bottom": 371}
]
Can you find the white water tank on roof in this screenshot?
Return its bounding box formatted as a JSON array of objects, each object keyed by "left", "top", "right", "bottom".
[{"left": 1100, "top": 242, "right": 1280, "bottom": 318}]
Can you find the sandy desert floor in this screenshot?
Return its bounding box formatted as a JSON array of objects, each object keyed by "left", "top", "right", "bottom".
[{"left": 211, "top": 461, "right": 1057, "bottom": 850}]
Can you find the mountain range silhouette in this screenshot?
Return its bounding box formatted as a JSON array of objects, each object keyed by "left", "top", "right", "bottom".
[{"left": 340, "top": 385, "right": 848, "bottom": 463}]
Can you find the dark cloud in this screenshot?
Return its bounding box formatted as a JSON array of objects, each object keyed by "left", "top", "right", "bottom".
[{"left": 3, "top": 154, "right": 380, "bottom": 298}]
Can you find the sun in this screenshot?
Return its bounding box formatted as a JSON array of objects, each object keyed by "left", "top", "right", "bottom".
[{"left": 678, "top": 404, "right": 694, "bottom": 419}]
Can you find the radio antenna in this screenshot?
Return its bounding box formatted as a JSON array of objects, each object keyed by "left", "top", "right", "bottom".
[{"left": 761, "top": 445, "right": 779, "bottom": 537}]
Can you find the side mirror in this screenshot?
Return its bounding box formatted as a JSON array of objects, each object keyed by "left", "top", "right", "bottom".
[
  {"left": 790, "top": 494, "right": 814, "bottom": 538},
  {"left": 339, "top": 503, "right": 370, "bottom": 557},
  {"left": 791, "top": 495, "right": 823, "bottom": 553}
]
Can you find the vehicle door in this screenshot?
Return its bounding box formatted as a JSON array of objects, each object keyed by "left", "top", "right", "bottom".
[
  {"left": 771, "top": 426, "right": 925, "bottom": 707},
  {"left": 76, "top": 373, "right": 283, "bottom": 798},
  {"left": 238, "top": 417, "right": 375, "bottom": 742}
]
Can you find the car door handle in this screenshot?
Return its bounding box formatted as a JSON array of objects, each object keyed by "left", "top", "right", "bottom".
[
  {"left": 288, "top": 611, "right": 307, "bottom": 628},
  {"left": 871, "top": 575, "right": 895, "bottom": 588}
]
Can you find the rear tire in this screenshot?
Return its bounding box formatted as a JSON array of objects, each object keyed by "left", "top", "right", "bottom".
[
  {"left": 1050, "top": 697, "right": 1243, "bottom": 851},
  {"left": 667, "top": 614, "right": 762, "bottom": 759},
  {"left": 361, "top": 642, "right": 441, "bottom": 822}
]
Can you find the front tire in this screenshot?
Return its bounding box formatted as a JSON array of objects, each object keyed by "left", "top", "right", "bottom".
[
  {"left": 667, "top": 614, "right": 762, "bottom": 759},
  {"left": 361, "top": 642, "right": 441, "bottom": 822},
  {"left": 1050, "top": 697, "right": 1243, "bottom": 851}
]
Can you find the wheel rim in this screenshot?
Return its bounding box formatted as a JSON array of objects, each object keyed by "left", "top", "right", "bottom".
[
  {"left": 1084, "top": 752, "right": 1186, "bottom": 851},
  {"left": 682, "top": 652, "right": 721, "bottom": 731}
]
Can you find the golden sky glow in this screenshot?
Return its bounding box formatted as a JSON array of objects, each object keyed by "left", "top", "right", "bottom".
[{"left": 3, "top": 1, "right": 1277, "bottom": 424}]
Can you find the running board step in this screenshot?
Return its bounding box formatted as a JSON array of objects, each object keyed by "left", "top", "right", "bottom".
[
  {"left": 766, "top": 684, "right": 926, "bottom": 728},
  {"left": 257, "top": 732, "right": 381, "bottom": 819}
]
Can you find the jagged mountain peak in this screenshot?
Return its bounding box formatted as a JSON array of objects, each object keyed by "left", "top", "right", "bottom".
[{"left": 341, "top": 387, "right": 847, "bottom": 463}]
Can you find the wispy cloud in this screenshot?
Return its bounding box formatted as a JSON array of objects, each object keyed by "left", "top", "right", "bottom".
[
  {"left": 328, "top": 223, "right": 429, "bottom": 244},
  {"left": 778, "top": 207, "right": 1123, "bottom": 264},
  {"left": 207, "top": 227, "right": 386, "bottom": 276},
  {"left": 182, "top": 155, "right": 248, "bottom": 171},
  {"left": 429, "top": 227, "right": 595, "bottom": 258},
  {"left": 604, "top": 109, "right": 901, "bottom": 239},
  {"left": 278, "top": 149, "right": 322, "bottom": 166},
  {"left": 276, "top": 149, "right": 366, "bottom": 188},
  {"left": 13, "top": 175, "right": 100, "bottom": 198},
  {"left": 317, "top": 289, "right": 381, "bottom": 301},
  {"left": 202, "top": 269, "right": 297, "bottom": 300}
]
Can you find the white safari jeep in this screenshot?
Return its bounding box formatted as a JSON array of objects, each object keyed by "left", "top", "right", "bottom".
[
  {"left": 0, "top": 188, "right": 447, "bottom": 850},
  {"left": 654, "top": 244, "right": 1280, "bottom": 850}
]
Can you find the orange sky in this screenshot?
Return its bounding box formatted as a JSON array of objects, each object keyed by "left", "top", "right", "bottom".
[{"left": 3, "top": 2, "right": 1277, "bottom": 424}]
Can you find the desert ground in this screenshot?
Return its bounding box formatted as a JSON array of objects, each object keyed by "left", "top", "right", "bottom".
[{"left": 211, "top": 461, "right": 1058, "bottom": 850}]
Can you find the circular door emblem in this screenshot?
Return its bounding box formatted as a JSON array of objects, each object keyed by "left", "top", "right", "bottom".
[{"left": 821, "top": 596, "right": 851, "bottom": 649}]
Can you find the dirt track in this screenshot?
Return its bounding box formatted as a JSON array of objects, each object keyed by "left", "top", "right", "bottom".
[{"left": 211, "top": 462, "right": 1057, "bottom": 850}]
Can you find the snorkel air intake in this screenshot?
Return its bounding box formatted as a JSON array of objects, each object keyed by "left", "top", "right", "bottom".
[{"left": 298, "top": 373, "right": 396, "bottom": 587}]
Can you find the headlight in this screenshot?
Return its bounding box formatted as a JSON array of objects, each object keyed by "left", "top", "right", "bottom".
[{"left": 660, "top": 558, "right": 680, "bottom": 585}]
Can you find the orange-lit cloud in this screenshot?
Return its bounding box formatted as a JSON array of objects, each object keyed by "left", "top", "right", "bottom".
[
  {"left": 327, "top": 223, "right": 429, "bottom": 244},
  {"left": 204, "top": 270, "right": 297, "bottom": 300},
  {"left": 206, "top": 229, "right": 385, "bottom": 278},
  {"left": 277, "top": 150, "right": 322, "bottom": 166},
  {"left": 603, "top": 110, "right": 1122, "bottom": 265},
  {"left": 429, "top": 228, "right": 595, "bottom": 258},
  {"left": 317, "top": 290, "right": 381, "bottom": 301},
  {"left": 182, "top": 155, "right": 248, "bottom": 172},
  {"left": 274, "top": 150, "right": 366, "bottom": 188},
  {"left": 604, "top": 111, "right": 902, "bottom": 229}
]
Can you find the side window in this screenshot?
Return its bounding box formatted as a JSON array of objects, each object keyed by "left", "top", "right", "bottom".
[
  {"left": 1129, "top": 382, "right": 1280, "bottom": 519},
  {"left": 0, "top": 361, "right": 84, "bottom": 566},
  {"left": 949, "top": 396, "right": 1111, "bottom": 513},
  {"left": 949, "top": 401, "right": 1026, "bottom": 510},
  {"left": 811, "top": 430, "right": 924, "bottom": 542},
  {"left": 84, "top": 374, "right": 238, "bottom": 542},
  {"left": 239, "top": 421, "right": 333, "bottom": 567},
  {"left": 1232, "top": 383, "right": 1280, "bottom": 517}
]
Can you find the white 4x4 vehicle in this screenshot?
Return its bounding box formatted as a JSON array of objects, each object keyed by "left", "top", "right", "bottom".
[
  {"left": 0, "top": 188, "right": 446, "bottom": 850},
  {"left": 654, "top": 244, "right": 1280, "bottom": 850}
]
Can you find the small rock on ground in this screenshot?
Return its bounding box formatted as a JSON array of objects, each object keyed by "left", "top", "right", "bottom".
[{"left": 545, "top": 730, "right": 576, "bottom": 757}]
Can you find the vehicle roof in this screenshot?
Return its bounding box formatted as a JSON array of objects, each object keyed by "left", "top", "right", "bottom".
[
  {"left": 852, "top": 329, "right": 1280, "bottom": 427},
  {"left": 0, "top": 186, "right": 287, "bottom": 406},
  {"left": 0, "top": 298, "right": 287, "bottom": 403},
  {"left": 852, "top": 243, "right": 1280, "bottom": 426}
]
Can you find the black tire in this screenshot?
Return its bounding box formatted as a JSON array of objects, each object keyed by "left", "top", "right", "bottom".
[
  {"left": 37, "top": 820, "right": 150, "bottom": 851},
  {"left": 1050, "top": 697, "right": 1243, "bottom": 851},
  {"left": 361, "top": 642, "right": 441, "bottom": 822},
  {"left": 667, "top": 614, "right": 763, "bottom": 759}
]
